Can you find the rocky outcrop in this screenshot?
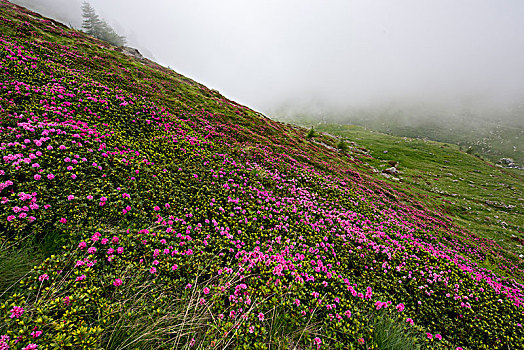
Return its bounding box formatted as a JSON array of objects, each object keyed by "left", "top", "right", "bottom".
[{"left": 115, "top": 46, "right": 144, "bottom": 60}]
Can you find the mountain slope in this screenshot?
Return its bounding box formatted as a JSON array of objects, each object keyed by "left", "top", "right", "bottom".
[
  {"left": 313, "top": 124, "right": 523, "bottom": 260},
  {"left": 0, "top": 1, "right": 523, "bottom": 349}
]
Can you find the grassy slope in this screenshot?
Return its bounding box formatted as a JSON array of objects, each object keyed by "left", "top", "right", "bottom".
[
  {"left": 276, "top": 112, "right": 524, "bottom": 167},
  {"left": 0, "top": 1, "right": 523, "bottom": 349},
  {"left": 315, "top": 124, "right": 524, "bottom": 263}
]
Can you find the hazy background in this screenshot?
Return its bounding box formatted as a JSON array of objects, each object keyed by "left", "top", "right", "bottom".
[
  {"left": 10, "top": 0, "right": 524, "bottom": 162},
  {"left": 11, "top": 1, "right": 524, "bottom": 112}
]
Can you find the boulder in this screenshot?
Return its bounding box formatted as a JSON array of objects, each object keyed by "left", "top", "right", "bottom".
[
  {"left": 382, "top": 167, "right": 399, "bottom": 175},
  {"left": 499, "top": 158, "right": 515, "bottom": 165},
  {"left": 115, "top": 46, "right": 144, "bottom": 60}
]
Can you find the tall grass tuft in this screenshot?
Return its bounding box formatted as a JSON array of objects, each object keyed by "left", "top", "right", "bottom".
[{"left": 372, "top": 313, "right": 421, "bottom": 350}]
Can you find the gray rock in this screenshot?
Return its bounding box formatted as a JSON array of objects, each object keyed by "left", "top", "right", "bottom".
[
  {"left": 498, "top": 158, "right": 515, "bottom": 165},
  {"left": 382, "top": 167, "right": 399, "bottom": 175},
  {"left": 115, "top": 46, "right": 144, "bottom": 60}
]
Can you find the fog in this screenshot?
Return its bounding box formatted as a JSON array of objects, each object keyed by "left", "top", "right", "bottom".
[{"left": 11, "top": 0, "right": 524, "bottom": 123}]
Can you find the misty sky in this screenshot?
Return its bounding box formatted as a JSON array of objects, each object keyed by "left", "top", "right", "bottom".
[{"left": 15, "top": 0, "right": 524, "bottom": 116}]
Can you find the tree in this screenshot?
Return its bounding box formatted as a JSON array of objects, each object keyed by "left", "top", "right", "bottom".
[
  {"left": 81, "top": 1, "right": 101, "bottom": 37},
  {"left": 81, "top": 1, "right": 126, "bottom": 46},
  {"left": 306, "top": 127, "right": 317, "bottom": 139},
  {"left": 97, "top": 20, "right": 126, "bottom": 46}
]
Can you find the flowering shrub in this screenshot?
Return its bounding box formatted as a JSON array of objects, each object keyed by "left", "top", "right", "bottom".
[{"left": 0, "top": 1, "right": 523, "bottom": 349}]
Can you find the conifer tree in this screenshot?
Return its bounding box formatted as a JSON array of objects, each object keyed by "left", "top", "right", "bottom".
[
  {"left": 81, "top": 1, "right": 101, "bottom": 37},
  {"left": 81, "top": 1, "right": 126, "bottom": 47},
  {"left": 98, "top": 20, "right": 126, "bottom": 46}
]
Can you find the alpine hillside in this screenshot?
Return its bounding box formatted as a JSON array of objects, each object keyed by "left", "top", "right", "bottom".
[{"left": 0, "top": 2, "right": 523, "bottom": 349}]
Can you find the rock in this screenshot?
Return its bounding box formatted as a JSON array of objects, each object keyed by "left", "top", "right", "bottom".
[
  {"left": 115, "top": 46, "right": 144, "bottom": 60},
  {"left": 381, "top": 173, "right": 400, "bottom": 181},
  {"left": 382, "top": 167, "right": 399, "bottom": 175},
  {"left": 497, "top": 157, "right": 523, "bottom": 169},
  {"left": 498, "top": 158, "right": 515, "bottom": 165}
]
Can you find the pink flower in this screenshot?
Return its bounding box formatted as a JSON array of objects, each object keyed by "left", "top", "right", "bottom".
[
  {"left": 358, "top": 338, "right": 365, "bottom": 344},
  {"left": 149, "top": 267, "right": 157, "bottom": 274},
  {"left": 67, "top": 195, "right": 74, "bottom": 201},
  {"left": 113, "top": 278, "right": 123, "bottom": 286},
  {"left": 30, "top": 330, "right": 42, "bottom": 338},
  {"left": 313, "top": 337, "right": 322, "bottom": 349},
  {"left": 249, "top": 326, "right": 254, "bottom": 333},
  {"left": 7, "top": 215, "right": 15, "bottom": 221},
  {"left": 33, "top": 174, "right": 41, "bottom": 180},
  {"left": 47, "top": 174, "right": 54, "bottom": 180},
  {"left": 153, "top": 206, "right": 160, "bottom": 211},
  {"left": 172, "top": 264, "right": 178, "bottom": 271},
  {"left": 22, "top": 344, "right": 38, "bottom": 350},
  {"left": 9, "top": 306, "right": 24, "bottom": 319},
  {"left": 86, "top": 195, "right": 93, "bottom": 200},
  {"left": 116, "top": 247, "right": 124, "bottom": 254},
  {"left": 78, "top": 241, "right": 87, "bottom": 249},
  {"left": 59, "top": 218, "right": 67, "bottom": 224},
  {"left": 0, "top": 336, "right": 9, "bottom": 349},
  {"left": 396, "top": 303, "right": 405, "bottom": 312},
  {"left": 203, "top": 287, "right": 210, "bottom": 294},
  {"left": 427, "top": 333, "right": 433, "bottom": 339},
  {"left": 435, "top": 334, "right": 442, "bottom": 340},
  {"left": 87, "top": 247, "right": 97, "bottom": 254},
  {"left": 38, "top": 274, "right": 49, "bottom": 282},
  {"left": 63, "top": 296, "right": 70, "bottom": 305},
  {"left": 185, "top": 283, "right": 192, "bottom": 289},
  {"left": 258, "top": 312, "right": 264, "bottom": 321},
  {"left": 75, "top": 274, "right": 86, "bottom": 281}
]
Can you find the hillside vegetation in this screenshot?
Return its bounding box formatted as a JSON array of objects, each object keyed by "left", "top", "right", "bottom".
[
  {"left": 313, "top": 124, "right": 523, "bottom": 261},
  {"left": 0, "top": 1, "right": 523, "bottom": 349}
]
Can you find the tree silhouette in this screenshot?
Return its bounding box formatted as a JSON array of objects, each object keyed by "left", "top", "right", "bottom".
[
  {"left": 81, "top": 1, "right": 126, "bottom": 46},
  {"left": 81, "top": 1, "right": 101, "bottom": 37}
]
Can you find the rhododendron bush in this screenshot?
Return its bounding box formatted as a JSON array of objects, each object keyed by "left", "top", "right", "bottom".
[{"left": 0, "top": 1, "right": 523, "bottom": 349}]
